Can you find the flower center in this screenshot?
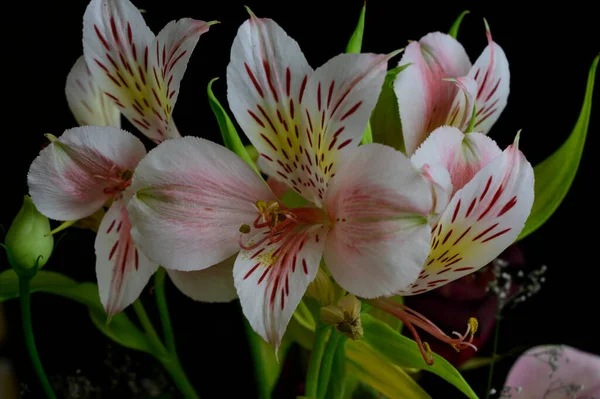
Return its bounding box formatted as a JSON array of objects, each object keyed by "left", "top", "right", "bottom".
[{"left": 100, "top": 168, "right": 134, "bottom": 195}]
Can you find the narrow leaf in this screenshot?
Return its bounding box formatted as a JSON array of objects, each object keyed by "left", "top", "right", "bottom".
[
  {"left": 0, "top": 269, "right": 154, "bottom": 355},
  {"left": 361, "top": 314, "right": 479, "bottom": 399},
  {"left": 449, "top": 10, "right": 470, "bottom": 39},
  {"left": 370, "top": 65, "right": 411, "bottom": 153},
  {"left": 207, "top": 77, "right": 259, "bottom": 173},
  {"left": 346, "top": 340, "right": 431, "bottom": 399},
  {"left": 345, "top": 3, "right": 366, "bottom": 53},
  {"left": 517, "top": 55, "right": 598, "bottom": 240}
]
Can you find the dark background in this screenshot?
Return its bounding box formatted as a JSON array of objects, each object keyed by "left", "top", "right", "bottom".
[{"left": 2, "top": 0, "right": 598, "bottom": 398}]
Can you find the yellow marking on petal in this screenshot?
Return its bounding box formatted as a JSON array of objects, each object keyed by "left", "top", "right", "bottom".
[{"left": 256, "top": 247, "right": 278, "bottom": 267}]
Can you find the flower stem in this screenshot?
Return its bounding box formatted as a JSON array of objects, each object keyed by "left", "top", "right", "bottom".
[
  {"left": 317, "top": 331, "right": 343, "bottom": 399},
  {"left": 19, "top": 277, "right": 57, "bottom": 399},
  {"left": 243, "top": 317, "right": 271, "bottom": 399},
  {"left": 132, "top": 299, "right": 200, "bottom": 399},
  {"left": 329, "top": 336, "right": 348, "bottom": 399},
  {"left": 305, "top": 323, "right": 331, "bottom": 397},
  {"left": 155, "top": 267, "right": 176, "bottom": 354},
  {"left": 485, "top": 313, "right": 502, "bottom": 399}
]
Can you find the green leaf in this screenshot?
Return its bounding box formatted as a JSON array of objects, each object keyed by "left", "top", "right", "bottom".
[
  {"left": 517, "top": 55, "right": 598, "bottom": 241},
  {"left": 292, "top": 299, "right": 316, "bottom": 332},
  {"left": 345, "top": 3, "right": 366, "bottom": 54},
  {"left": 370, "top": 65, "right": 411, "bottom": 153},
  {"left": 207, "top": 77, "right": 259, "bottom": 173},
  {"left": 361, "top": 314, "right": 478, "bottom": 399},
  {"left": 346, "top": 340, "right": 431, "bottom": 399},
  {"left": 449, "top": 10, "right": 470, "bottom": 39},
  {"left": 343, "top": 2, "right": 373, "bottom": 145},
  {"left": 0, "top": 269, "right": 154, "bottom": 355}
]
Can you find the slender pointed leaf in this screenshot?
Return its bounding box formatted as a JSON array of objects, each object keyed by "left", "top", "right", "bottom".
[
  {"left": 0, "top": 269, "right": 154, "bottom": 355},
  {"left": 361, "top": 314, "right": 479, "bottom": 398},
  {"left": 449, "top": 10, "right": 470, "bottom": 39},
  {"left": 517, "top": 55, "right": 598, "bottom": 240},
  {"left": 207, "top": 77, "right": 259, "bottom": 173}
]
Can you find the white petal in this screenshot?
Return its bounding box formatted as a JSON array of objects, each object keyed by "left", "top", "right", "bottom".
[
  {"left": 234, "top": 223, "right": 327, "bottom": 348},
  {"left": 394, "top": 32, "right": 471, "bottom": 155},
  {"left": 401, "top": 137, "right": 534, "bottom": 295},
  {"left": 95, "top": 193, "right": 158, "bottom": 315},
  {"left": 27, "top": 126, "right": 146, "bottom": 221},
  {"left": 324, "top": 144, "right": 432, "bottom": 298},
  {"left": 66, "top": 56, "right": 121, "bottom": 127},
  {"left": 128, "top": 136, "right": 275, "bottom": 271},
  {"left": 167, "top": 255, "right": 237, "bottom": 303}
]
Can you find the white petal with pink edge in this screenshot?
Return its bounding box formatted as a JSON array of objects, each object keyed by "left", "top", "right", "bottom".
[
  {"left": 83, "top": 0, "right": 212, "bottom": 142},
  {"left": 128, "top": 136, "right": 275, "bottom": 272},
  {"left": 96, "top": 192, "right": 158, "bottom": 316},
  {"left": 298, "top": 52, "right": 390, "bottom": 206},
  {"left": 227, "top": 15, "right": 389, "bottom": 207},
  {"left": 323, "top": 144, "right": 432, "bottom": 298},
  {"left": 411, "top": 126, "right": 502, "bottom": 196},
  {"left": 66, "top": 56, "right": 121, "bottom": 127},
  {"left": 234, "top": 223, "right": 327, "bottom": 348},
  {"left": 227, "top": 15, "right": 312, "bottom": 191},
  {"left": 167, "top": 255, "right": 237, "bottom": 302},
  {"left": 27, "top": 126, "right": 146, "bottom": 221},
  {"left": 394, "top": 32, "right": 471, "bottom": 155},
  {"left": 400, "top": 136, "right": 534, "bottom": 295},
  {"left": 468, "top": 29, "right": 510, "bottom": 134}
]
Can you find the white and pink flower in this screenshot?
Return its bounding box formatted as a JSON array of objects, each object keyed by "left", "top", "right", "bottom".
[{"left": 127, "top": 13, "right": 434, "bottom": 348}]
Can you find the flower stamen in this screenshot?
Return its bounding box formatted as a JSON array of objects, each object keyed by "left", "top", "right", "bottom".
[{"left": 368, "top": 298, "right": 478, "bottom": 365}]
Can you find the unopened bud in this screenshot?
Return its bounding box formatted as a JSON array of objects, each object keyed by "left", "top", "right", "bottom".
[
  {"left": 306, "top": 268, "right": 334, "bottom": 306},
  {"left": 4, "top": 196, "right": 54, "bottom": 274},
  {"left": 320, "top": 294, "right": 363, "bottom": 340}
]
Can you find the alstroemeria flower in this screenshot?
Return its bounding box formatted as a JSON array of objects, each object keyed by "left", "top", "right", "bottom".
[
  {"left": 66, "top": 55, "right": 121, "bottom": 127},
  {"left": 82, "top": 0, "right": 214, "bottom": 142},
  {"left": 503, "top": 345, "right": 600, "bottom": 398},
  {"left": 394, "top": 23, "right": 509, "bottom": 155},
  {"left": 27, "top": 127, "right": 237, "bottom": 315},
  {"left": 369, "top": 126, "right": 533, "bottom": 363},
  {"left": 127, "top": 14, "right": 433, "bottom": 348}
]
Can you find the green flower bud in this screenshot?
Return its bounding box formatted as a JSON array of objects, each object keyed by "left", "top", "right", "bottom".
[{"left": 4, "top": 196, "right": 54, "bottom": 274}]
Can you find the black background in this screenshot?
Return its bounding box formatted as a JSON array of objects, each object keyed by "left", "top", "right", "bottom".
[{"left": 2, "top": 0, "right": 599, "bottom": 398}]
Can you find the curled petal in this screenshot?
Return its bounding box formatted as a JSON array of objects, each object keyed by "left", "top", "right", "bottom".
[
  {"left": 411, "top": 126, "right": 502, "bottom": 196},
  {"left": 128, "top": 136, "right": 275, "bottom": 271},
  {"left": 66, "top": 56, "right": 121, "bottom": 127},
  {"left": 445, "top": 76, "right": 477, "bottom": 131},
  {"left": 468, "top": 27, "right": 510, "bottom": 134},
  {"left": 394, "top": 32, "right": 471, "bottom": 155},
  {"left": 401, "top": 136, "right": 534, "bottom": 295},
  {"left": 234, "top": 223, "right": 327, "bottom": 349},
  {"left": 167, "top": 255, "right": 237, "bottom": 303},
  {"left": 324, "top": 144, "right": 432, "bottom": 298},
  {"left": 28, "top": 126, "right": 146, "bottom": 221},
  {"left": 83, "top": 0, "right": 211, "bottom": 142},
  {"left": 96, "top": 193, "right": 158, "bottom": 316}
]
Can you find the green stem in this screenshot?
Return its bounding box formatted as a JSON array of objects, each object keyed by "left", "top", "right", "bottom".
[
  {"left": 155, "top": 267, "right": 176, "bottom": 354},
  {"left": 305, "top": 323, "right": 332, "bottom": 397},
  {"left": 317, "top": 331, "right": 343, "bottom": 399},
  {"left": 485, "top": 313, "right": 502, "bottom": 399},
  {"left": 19, "top": 277, "right": 57, "bottom": 399},
  {"left": 327, "top": 335, "right": 348, "bottom": 399},
  {"left": 243, "top": 317, "right": 271, "bottom": 399},
  {"left": 132, "top": 299, "right": 200, "bottom": 399}
]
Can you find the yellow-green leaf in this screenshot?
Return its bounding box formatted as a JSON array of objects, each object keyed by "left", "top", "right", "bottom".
[
  {"left": 449, "top": 10, "right": 470, "bottom": 39},
  {"left": 207, "top": 77, "right": 259, "bottom": 173},
  {"left": 0, "top": 269, "right": 154, "bottom": 355},
  {"left": 361, "top": 314, "right": 478, "bottom": 398},
  {"left": 517, "top": 55, "right": 598, "bottom": 241},
  {"left": 346, "top": 340, "right": 431, "bottom": 399}
]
